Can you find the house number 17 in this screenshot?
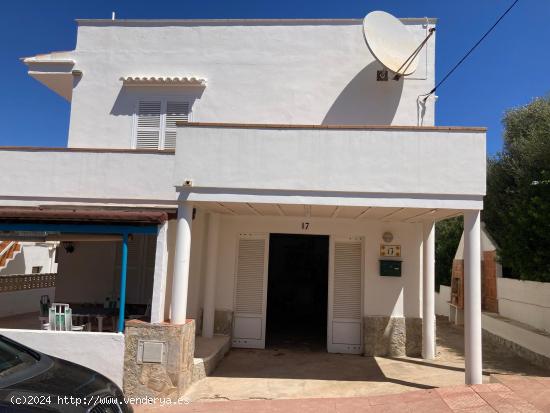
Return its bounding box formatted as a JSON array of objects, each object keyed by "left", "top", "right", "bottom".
[{"left": 301, "top": 222, "right": 310, "bottom": 230}]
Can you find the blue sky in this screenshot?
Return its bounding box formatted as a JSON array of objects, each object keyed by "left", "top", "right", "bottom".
[{"left": 1, "top": 0, "right": 549, "bottom": 155}]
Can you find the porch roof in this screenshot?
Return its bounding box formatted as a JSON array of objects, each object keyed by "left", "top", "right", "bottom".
[
  {"left": 195, "top": 202, "right": 462, "bottom": 223},
  {"left": 0, "top": 207, "right": 173, "bottom": 225}
]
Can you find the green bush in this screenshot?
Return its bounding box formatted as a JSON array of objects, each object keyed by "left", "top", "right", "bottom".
[
  {"left": 483, "top": 97, "right": 550, "bottom": 282},
  {"left": 435, "top": 217, "right": 463, "bottom": 290}
]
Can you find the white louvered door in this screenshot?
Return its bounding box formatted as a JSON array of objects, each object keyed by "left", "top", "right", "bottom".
[
  {"left": 232, "top": 234, "right": 269, "bottom": 349},
  {"left": 135, "top": 101, "right": 162, "bottom": 149},
  {"left": 328, "top": 237, "right": 363, "bottom": 354}
]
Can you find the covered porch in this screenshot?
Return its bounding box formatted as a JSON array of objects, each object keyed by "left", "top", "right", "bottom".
[
  {"left": 163, "top": 121, "right": 487, "bottom": 385},
  {"left": 0, "top": 209, "right": 167, "bottom": 386}
]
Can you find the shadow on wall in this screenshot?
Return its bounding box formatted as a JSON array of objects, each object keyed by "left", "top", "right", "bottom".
[
  {"left": 322, "top": 62, "right": 404, "bottom": 125},
  {"left": 0, "top": 249, "right": 26, "bottom": 276},
  {"left": 109, "top": 86, "right": 206, "bottom": 117}
]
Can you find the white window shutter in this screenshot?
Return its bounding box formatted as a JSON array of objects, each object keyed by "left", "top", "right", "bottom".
[
  {"left": 164, "top": 101, "right": 190, "bottom": 150},
  {"left": 135, "top": 101, "right": 161, "bottom": 149}
]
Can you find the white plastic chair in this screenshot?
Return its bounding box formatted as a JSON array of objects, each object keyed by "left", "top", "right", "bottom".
[{"left": 42, "top": 303, "right": 85, "bottom": 331}]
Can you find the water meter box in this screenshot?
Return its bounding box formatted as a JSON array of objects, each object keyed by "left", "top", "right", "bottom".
[{"left": 379, "top": 260, "right": 402, "bottom": 277}]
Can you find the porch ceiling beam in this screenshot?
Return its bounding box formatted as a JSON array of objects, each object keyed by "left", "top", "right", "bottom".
[
  {"left": 354, "top": 207, "right": 371, "bottom": 220},
  {"left": 217, "top": 203, "right": 238, "bottom": 215},
  {"left": 275, "top": 204, "right": 285, "bottom": 216},
  {"left": 245, "top": 203, "right": 262, "bottom": 216},
  {"left": 380, "top": 208, "right": 405, "bottom": 220},
  {"left": 403, "top": 209, "right": 437, "bottom": 222}
]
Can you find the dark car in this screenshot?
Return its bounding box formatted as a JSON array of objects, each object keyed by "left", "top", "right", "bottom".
[{"left": 0, "top": 335, "right": 132, "bottom": 412}]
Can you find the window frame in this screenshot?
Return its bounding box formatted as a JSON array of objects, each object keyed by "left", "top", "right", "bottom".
[{"left": 132, "top": 96, "right": 194, "bottom": 150}]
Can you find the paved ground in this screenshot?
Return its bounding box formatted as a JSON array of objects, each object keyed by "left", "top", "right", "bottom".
[
  {"left": 180, "top": 317, "right": 549, "bottom": 402},
  {"left": 134, "top": 377, "right": 550, "bottom": 412}
]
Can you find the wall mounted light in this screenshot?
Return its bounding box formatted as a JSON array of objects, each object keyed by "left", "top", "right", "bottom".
[{"left": 382, "top": 231, "right": 393, "bottom": 243}]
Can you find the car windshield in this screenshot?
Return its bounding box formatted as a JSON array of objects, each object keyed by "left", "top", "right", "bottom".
[{"left": 0, "top": 338, "right": 38, "bottom": 376}]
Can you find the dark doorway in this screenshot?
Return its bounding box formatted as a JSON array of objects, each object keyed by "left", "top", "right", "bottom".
[{"left": 266, "top": 233, "right": 329, "bottom": 351}]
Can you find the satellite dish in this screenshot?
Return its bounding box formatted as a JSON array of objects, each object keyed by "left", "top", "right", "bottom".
[{"left": 363, "top": 11, "right": 421, "bottom": 77}]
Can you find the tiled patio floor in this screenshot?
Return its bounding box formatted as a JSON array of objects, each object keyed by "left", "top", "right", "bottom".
[
  {"left": 0, "top": 311, "right": 42, "bottom": 329},
  {"left": 134, "top": 377, "right": 550, "bottom": 412}
]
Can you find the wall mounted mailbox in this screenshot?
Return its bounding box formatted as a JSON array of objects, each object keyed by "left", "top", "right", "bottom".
[{"left": 379, "top": 260, "right": 402, "bottom": 277}]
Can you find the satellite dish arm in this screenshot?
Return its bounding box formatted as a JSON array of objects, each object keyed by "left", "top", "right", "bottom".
[{"left": 393, "top": 28, "right": 436, "bottom": 80}]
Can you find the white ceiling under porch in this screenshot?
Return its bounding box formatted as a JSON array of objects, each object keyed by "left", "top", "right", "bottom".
[{"left": 195, "top": 202, "right": 462, "bottom": 223}]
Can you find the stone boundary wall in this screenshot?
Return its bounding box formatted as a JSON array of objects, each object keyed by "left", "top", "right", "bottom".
[
  {"left": 124, "top": 320, "right": 195, "bottom": 400},
  {"left": 363, "top": 316, "right": 422, "bottom": 357}
]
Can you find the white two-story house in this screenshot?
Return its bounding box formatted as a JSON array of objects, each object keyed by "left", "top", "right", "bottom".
[{"left": 0, "top": 15, "right": 485, "bottom": 395}]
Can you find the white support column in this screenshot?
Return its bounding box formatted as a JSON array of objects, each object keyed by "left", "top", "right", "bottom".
[
  {"left": 422, "top": 220, "right": 436, "bottom": 360},
  {"left": 150, "top": 221, "right": 169, "bottom": 323},
  {"left": 202, "top": 213, "right": 220, "bottom": 338},
  {"left": 464, "top": 209, "right": 482, "bottom": 384},
  {"left": 170, "top": 202, "right": 193, "bottom": 324}
]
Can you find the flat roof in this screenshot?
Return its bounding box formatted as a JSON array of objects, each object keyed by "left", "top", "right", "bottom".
[
  {"left": 0, "top": 147, "right": 175, "bottom": 154},
  {"left": 76, "top": 17, "right": 437, "bottom": 26}
]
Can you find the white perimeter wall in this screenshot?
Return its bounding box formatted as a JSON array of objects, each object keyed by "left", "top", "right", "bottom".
[
  {"left": 205, "top": 215, "right": 423, "bottom": 318},
  {"left": 435, "top": 285, "right": 451, "bottom": 317},
  {"left": 497, "top": 278, "right": 550, "bottom": 333},
  {"left": 0, "top": 329, "right": 124, "bottom": 386},
  {"left": 69, "top": 20, "right": 435, "bottom": 148}
]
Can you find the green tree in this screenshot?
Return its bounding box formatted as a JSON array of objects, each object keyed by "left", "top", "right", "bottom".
[
  {"left": 483, "top": 97, "right": 550, "bottom": 282},
  {"left": 435, "top": 217, "right": 463, "bottom": 289}
]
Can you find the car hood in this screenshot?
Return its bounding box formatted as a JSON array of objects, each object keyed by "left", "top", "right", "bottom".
[{"left": 0, "top": 353, "right": 118, "bottom": 398}]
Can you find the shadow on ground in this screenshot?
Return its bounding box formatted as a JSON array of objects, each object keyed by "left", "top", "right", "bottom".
[{"left": 183, "top": 316, "right": 550, "bottom": 402}]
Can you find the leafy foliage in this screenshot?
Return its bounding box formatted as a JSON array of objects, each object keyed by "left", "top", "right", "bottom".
[
  {"left": 483, "top": 97, "right": 550, "bottom": 282},
  {"left": 435, "top": 217, "right": 463, "bottom": 289}
]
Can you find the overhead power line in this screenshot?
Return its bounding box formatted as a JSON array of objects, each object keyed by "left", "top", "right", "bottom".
[{"left": 422, "top": 0, "right": 521, "bottom": 101}]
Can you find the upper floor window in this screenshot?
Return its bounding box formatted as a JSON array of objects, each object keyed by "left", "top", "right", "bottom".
[{"left": 133, "top": 99, "right": 190, "bottom": 150}]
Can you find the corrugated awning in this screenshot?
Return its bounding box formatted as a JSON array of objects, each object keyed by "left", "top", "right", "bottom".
[
  {"left": 119, "top": 76, "right": 206, "bottom": 86},
  {"left": 0, "top": 208, "right": 174, "bottom": 225}
]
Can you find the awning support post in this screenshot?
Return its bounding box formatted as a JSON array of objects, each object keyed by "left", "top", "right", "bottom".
[{"left": 117, "top": 232, "right": 129, "bottom": 333}]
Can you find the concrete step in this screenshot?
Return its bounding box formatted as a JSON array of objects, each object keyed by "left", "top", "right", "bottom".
[{"left": 192, "top": 335, "right": 231, "bottom": 383}]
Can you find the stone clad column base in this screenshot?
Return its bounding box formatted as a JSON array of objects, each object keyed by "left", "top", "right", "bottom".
[
  {"left": 124, "top": 320, "right": 195, "bottom": 400},
  {"left": 363, "top": 316, "right": 424, "bottom": 357}
]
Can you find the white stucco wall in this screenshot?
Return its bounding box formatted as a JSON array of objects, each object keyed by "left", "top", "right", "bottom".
[
  {"left": 55, "top": 241, "right": 119, "bottom": 304},
  {"left": 176, "top": 126, "right": 486, "bottom": 200},
  {"left": 482, "top": 313, "right": 550, "bottom": 360},
  {"left": 0, "top": 329, "right": 124, "bottom": 386},
  {"left": 435, "top": 284, "right": 451, "bottom": 317},
  {"left": 210, "top": 215, "right": 422, "bottom": 319},
  {"left": 0, "top": 242, "right": 57, "bottom": 276},
  {"left": 497, "top": 278, "right": 550, "bottom": 333},
  {"left": 0, "top": 150, "right": 176, "bottom": 205},
  {"left": 67, "top": 19, "right": 436, "bottom": 149},
  {"left": 55, "top": 238, "right": 156, "bottom": 306}
]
